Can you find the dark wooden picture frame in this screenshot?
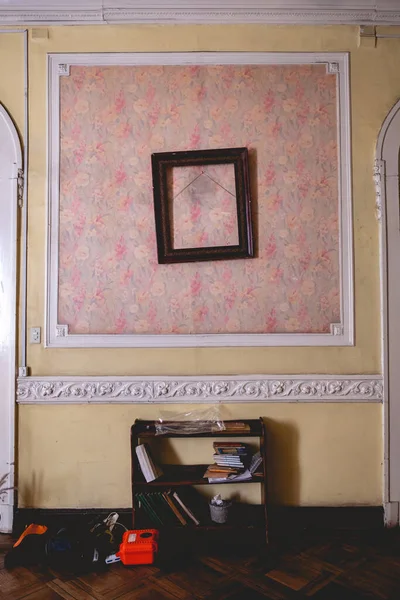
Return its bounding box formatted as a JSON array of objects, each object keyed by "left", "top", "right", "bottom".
[{"left": 151, "top": 147, "right": 254, "bottom": 264}]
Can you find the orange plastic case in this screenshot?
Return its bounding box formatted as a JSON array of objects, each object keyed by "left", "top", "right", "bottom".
[{"left": 117, "top": 529, "right": 159, "bottom": 565}]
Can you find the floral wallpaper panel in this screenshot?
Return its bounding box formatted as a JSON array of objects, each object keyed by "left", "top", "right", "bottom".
[
  {"left": 171, "top": 164, "right": 239, "bottom": 249},
  {"left": 58, "top": 64, "right": 340, "bottom": 335}
]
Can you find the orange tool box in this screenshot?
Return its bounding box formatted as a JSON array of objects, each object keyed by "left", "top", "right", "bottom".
[{"left": 117, "top": 530, "right": 159, "bottom": 565}]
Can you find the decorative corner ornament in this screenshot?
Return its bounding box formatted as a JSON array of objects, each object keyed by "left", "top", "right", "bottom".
[
  {"left": 327, "top": 62, "right": 340, "bottom": 75},
  {"left": 358, "top": 26, "right": 377, "bottom": 48},
  {"left": 373, "top": 159, "right": 384, "bottom": 222},
  {"left": 57, "top": 64, "right": 70, "bottom": 76},
  {"left": 55, "top": 324, "right": 68, "bottom": 337},
  {"left": 330, "top": 323, "right": 344, "bottom": 336}
]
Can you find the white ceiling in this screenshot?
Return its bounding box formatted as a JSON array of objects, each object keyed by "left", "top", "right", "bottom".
[{"left": 0, "top": 0, "right": 399, "bottom": 25}]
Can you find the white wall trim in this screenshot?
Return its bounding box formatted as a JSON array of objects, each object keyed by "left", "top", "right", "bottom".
[
  {"left": 0, "top": 104, "right": 22, "bottom": 534},
  {"left": 376, "top": 97, "right": 400, "bottom": 526},
  {"left": 16, "top": 375, "right": 383, "bottom": 405},
  {"left": 46, "top": 51, "right": 353, "bottom": 349},
  {"left": 384, "top": 502, "right": 400, "bottom": 528},
  {"left": 0, "top": 505, "right": 14, "bottom": 535},
  {"left": 0, "top": 1, "right": 400, "bottom": 25}
]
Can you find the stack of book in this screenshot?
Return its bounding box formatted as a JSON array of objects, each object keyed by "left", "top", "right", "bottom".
[
  {"left": 204, "top": 443, "right": 263, "bottom": 483},
  {"left": 203, "top": 442, "right": 250, "bottom": 480},
  {"left": 135, "top": 489, "right": 204, "bottom": 527},
  {"left": 213, "top": 442, "right": 249, "bottom": 469}
]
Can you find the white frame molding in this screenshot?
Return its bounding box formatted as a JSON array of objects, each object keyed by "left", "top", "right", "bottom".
[
  {"left": 376, "top": 99, "right": 400, "bottom": 526},
  {"left": 0, "top": 104, "right": 22, "bottom": 533},
  {"left": 47, "top": 51, "right": 353, "bottom": 348},
  {"left": 17, "top": 374, "right": 382, "bottom": 405}
]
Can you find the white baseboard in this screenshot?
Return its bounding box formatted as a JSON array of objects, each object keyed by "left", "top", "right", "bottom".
[
  {"left": 384, "top": 502, "right": 399, "bottom": 528},
  {"left": 0, "top": 503, "right": 13, "bottom": 534}
]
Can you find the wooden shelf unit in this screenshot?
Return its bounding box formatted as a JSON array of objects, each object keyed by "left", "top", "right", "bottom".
[{"left": 130, "top": 418, "right": 268, "bottom": 542}]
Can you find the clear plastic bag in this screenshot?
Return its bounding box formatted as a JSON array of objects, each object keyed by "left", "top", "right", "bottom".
[{"left": 155, "top": 406, "right": 226, "bottom": 435}]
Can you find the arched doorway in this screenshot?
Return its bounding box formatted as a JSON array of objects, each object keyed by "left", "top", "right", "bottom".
[
  {"left": 376, "top": 99, "right": 400, "bottom": 527},
  {"left": 0, "top": 104, "right": 21, "bottom": 533}
]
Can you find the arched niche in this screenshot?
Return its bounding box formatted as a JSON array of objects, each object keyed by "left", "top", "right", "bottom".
[
  {"left": 376, "top": 98, "right": 400, "bottom": 527},
  {"left": 0, "top": 104, "right": 21, "bottom": 533}
]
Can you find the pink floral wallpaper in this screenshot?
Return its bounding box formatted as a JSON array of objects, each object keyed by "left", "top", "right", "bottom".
[
  {"left": 171, "top": 164, "right": 239, "bottom": 249},
  {"left": 58, "top": 64, "right": 340, "bottom": 335}
]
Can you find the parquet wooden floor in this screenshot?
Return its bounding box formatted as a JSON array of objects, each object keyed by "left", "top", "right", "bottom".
[{"left": 1, "top": 529, "right": 400, "bottom": 599}]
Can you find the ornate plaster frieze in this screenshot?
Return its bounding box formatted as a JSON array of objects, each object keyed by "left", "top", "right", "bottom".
[{"left": 17, "top": 375, "right": 383, "bottom": 404}]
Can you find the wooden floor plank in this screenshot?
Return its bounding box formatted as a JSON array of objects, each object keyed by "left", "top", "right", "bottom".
[
  {"left": 310, "top": 581, "right": 373, "bottom": 599},
  {"left": 0, "top": 584, "right": 49, "bottom": 600},
  {"left": 232, "top": 572, "right": 299, "bottom": 600},
  {"left": 2, "top": 530, "right": 400, "bottom": 600},
  {"left": 151, "top": 560, "right": 235, "bottom": 599},
  {"left": 46, "top": 579, "right": 98, "bottom": 600},
  {"left": 265, "top": 555, "right": 338, "bottom": 592},
  {"left": 74, "top": 563, "right": 157, "bottom": 600},
  {"left": 115, "top": 581, "right": 190, "bottom": 600},
  {"left": 0, "top": 566, "right": 49, "bottom": 596},
  {"left": 204, "top": 578, "right": 296, "bottom": 600},
  {"left": 13, "top": 587, "right": 66, "bottom": 600},
  {"left": 335, "top": 556, "right": 400, "bottom": 599},
  {"left": 300, "top": 540, "right": 367, "bottom": 571}
]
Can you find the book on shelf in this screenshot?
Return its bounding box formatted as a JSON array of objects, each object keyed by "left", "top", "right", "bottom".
[
  {"left": 213, "top": 454, "right": 246, "bottom": 461},
  {"left": 205, "top": 440, "right": 263, "bottom": 482},
  {"left": 207, "top": 465, "right": 239, "bottom": 473},
  {"left": 211, "top": 422, "right": 251, "bottom": 433},
  {"left": 213, "top": 443, "right": 250, "bottom": 468},
  {"left": 135, "top": 443, "right": 163, "bottom": 483},
  {"left": 176, "top": 487, "right": 210, "bottom": 524},
  {"left": 213, "top": 455, "right": 248, "bottom": 469},
  {"left": 135, "top": 488, "right": 204, "bottom": 527},
  {"left": 213, "top": 454, "right": 244, "bottom": 459},
  {"left": 161, "top": 492, "right": 186, "bottom": 525},
  {"left": 208, "top": 469, "right": 253, "bottom": 483},
  {"left": 213, "top": 442, "right": 249, "bottom": 455},
  {"left": 203, "top": 465, "right": 240, "bottom": 479},
  {"left": 249, "top": 451, "right": 262, "bottom": 474},
  {"left": 208, "top": 454, "right": 263, "bottom": 483},
  {"left": 172, "top": 491, "right": 200, "bottom": 526},
  {"left": 136, "top": 491, "right": 178, "bottom": 527},
  {"left": 135, "top": 492, "right": 164, "bottom": 526}
]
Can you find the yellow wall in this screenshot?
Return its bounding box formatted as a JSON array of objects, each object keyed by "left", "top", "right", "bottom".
[
  {"left": 28, "top": 25, "right": 384, "bottom": 377},
  {"left": 4, "top": 24, "right": 396, "bottom": 507},
  {"left": 19, "top": 404, "right": 382, "bottom": 508}
]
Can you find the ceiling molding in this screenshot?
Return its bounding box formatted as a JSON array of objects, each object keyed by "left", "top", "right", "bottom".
[{"left": 0, "top": 2, "right": 399, "bottom": 25}]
